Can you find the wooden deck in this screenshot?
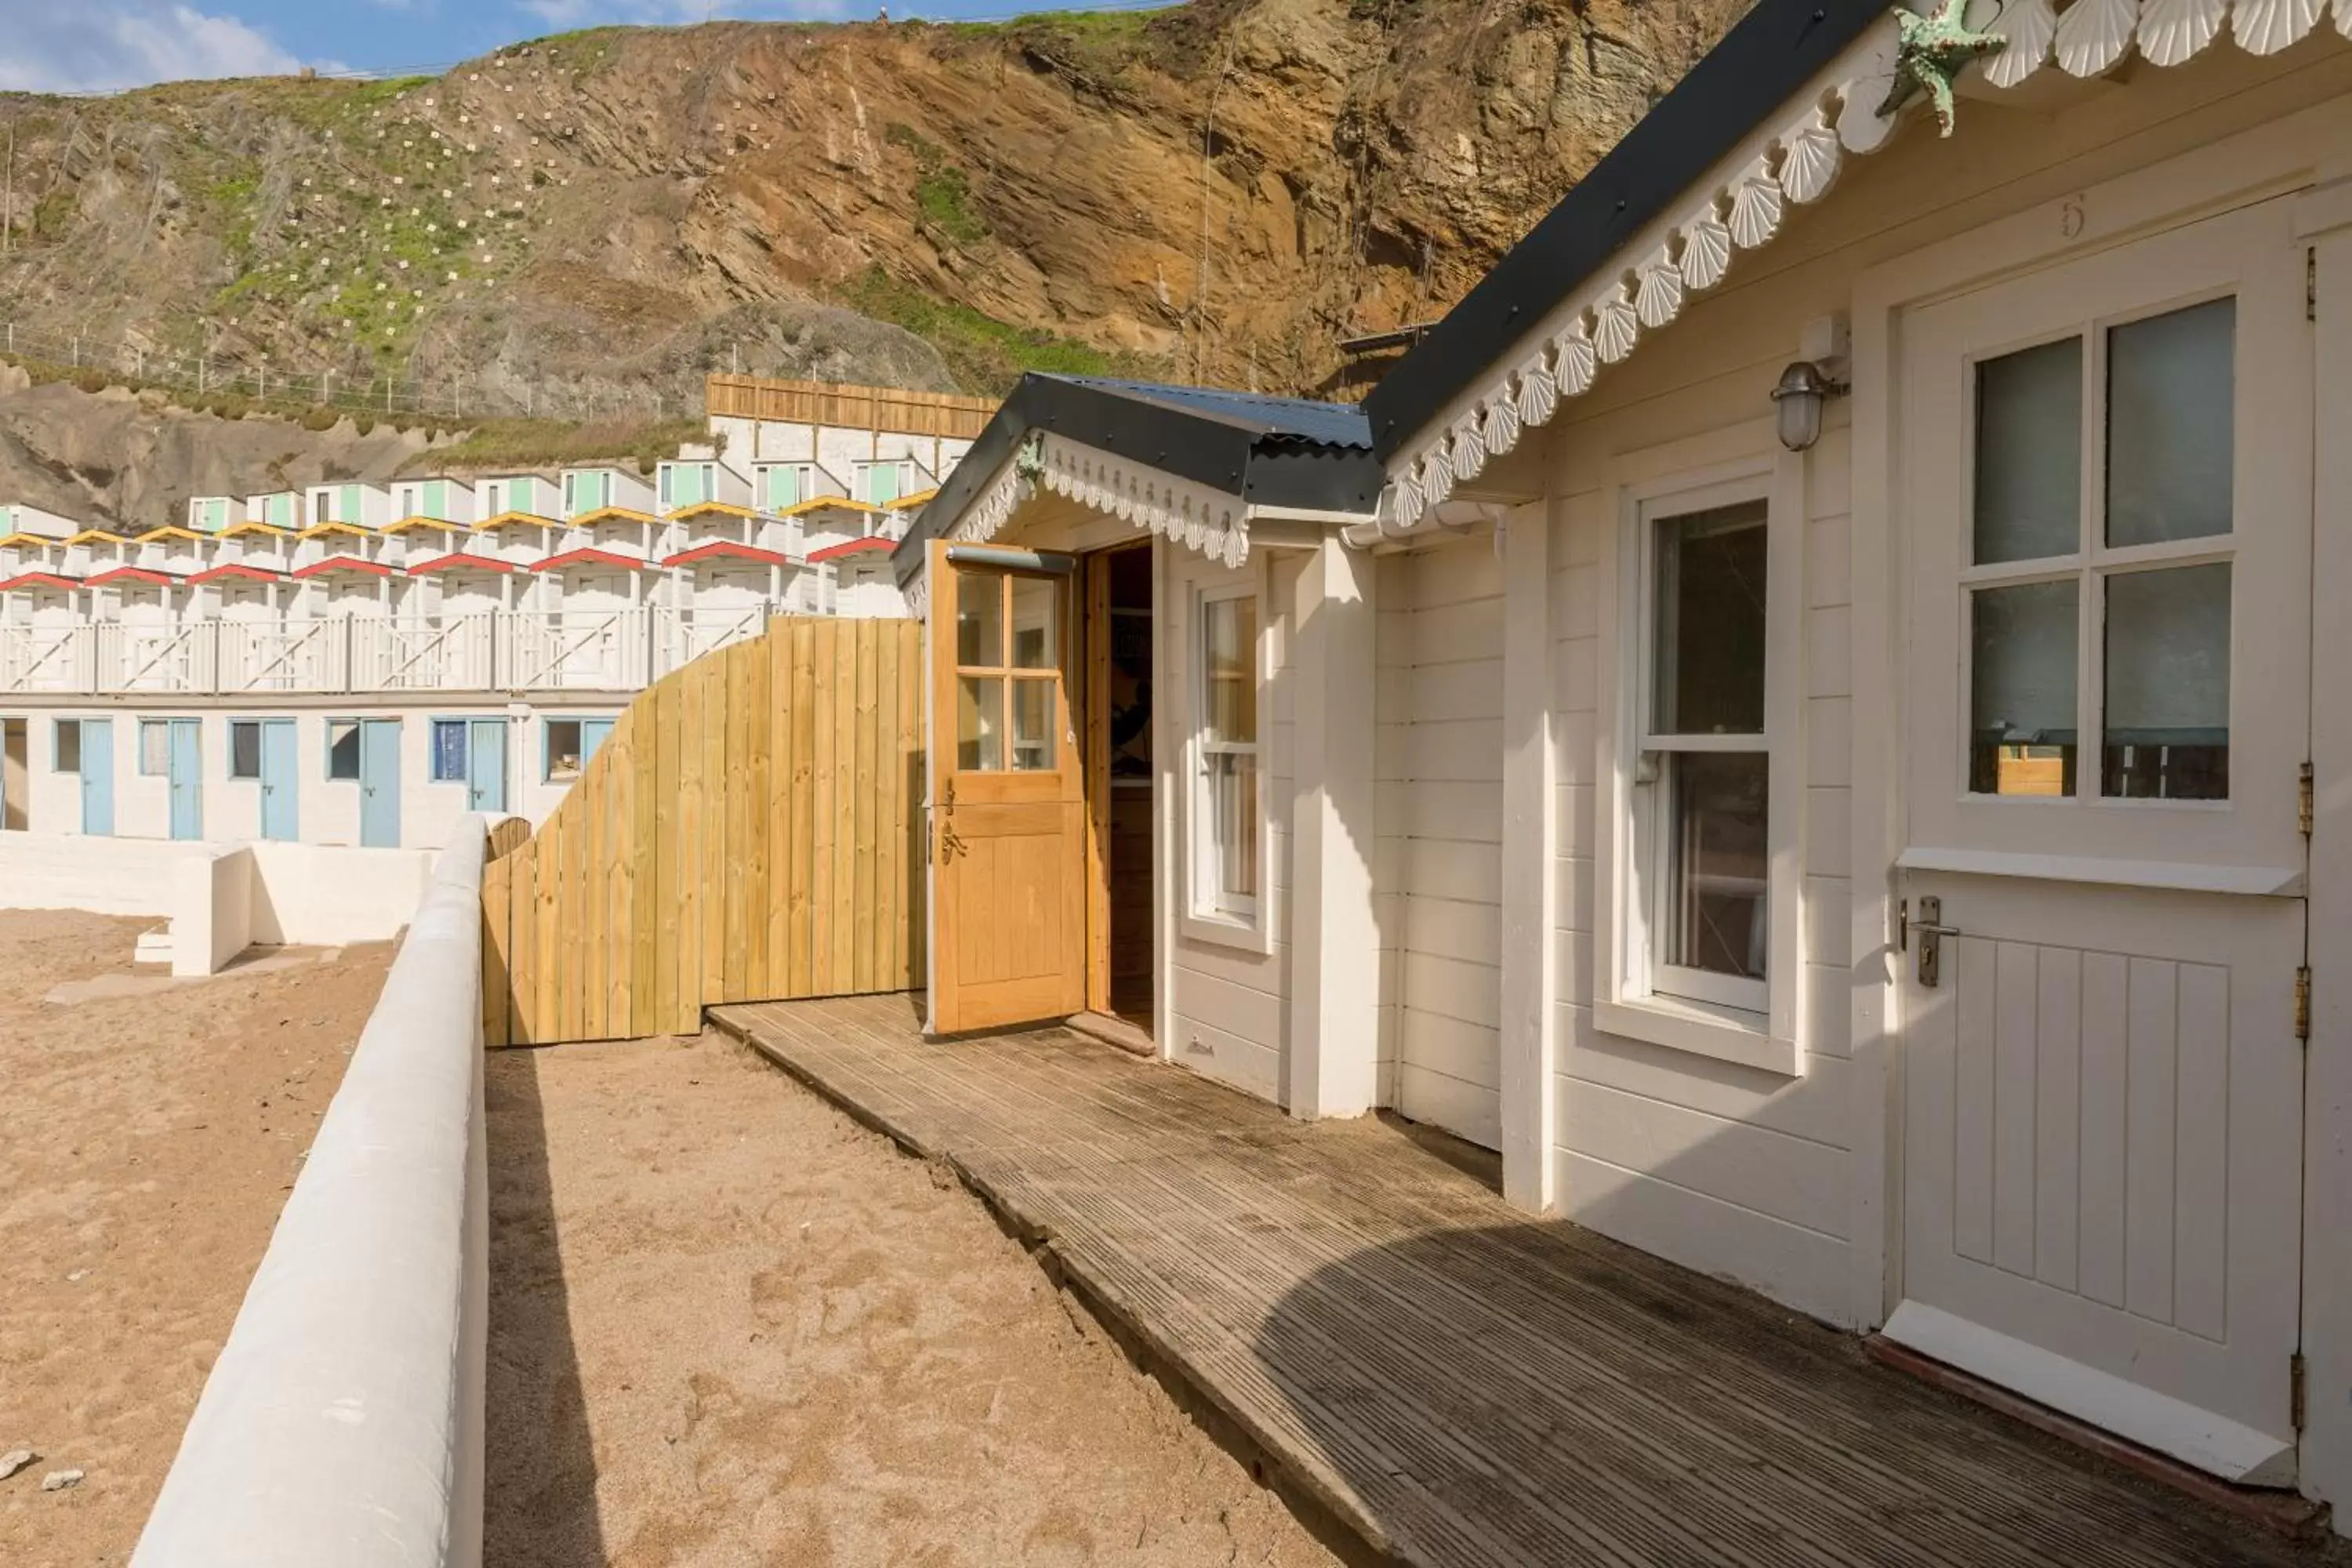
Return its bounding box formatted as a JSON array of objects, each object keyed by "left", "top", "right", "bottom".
[{"left": 711, "top": 994, "right": 2339, "bottom": 1568}]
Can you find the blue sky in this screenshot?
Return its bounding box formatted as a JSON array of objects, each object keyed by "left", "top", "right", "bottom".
[{"left": 0, "top": 0, "right": 1093, "bottom": 93}]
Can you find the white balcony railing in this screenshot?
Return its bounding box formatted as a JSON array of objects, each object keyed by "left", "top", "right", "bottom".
[
  {"left": 0, "top": 604, "right": 790, "bottom": 699},
  {"left": 0, "top": 623, "right": 94, "bottom": 693}
]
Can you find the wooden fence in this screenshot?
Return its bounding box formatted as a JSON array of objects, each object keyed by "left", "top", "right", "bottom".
[
  {"left": 481, "top": 615, "right": 925, "bottom": 1047},
  {"left": 704, "top": 373, "right": 998, "bottom": 439}
]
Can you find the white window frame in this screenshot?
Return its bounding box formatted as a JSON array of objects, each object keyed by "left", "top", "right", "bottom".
[
  {"left": 1595, "top": 445, "right": 1806, "bottom": 1076},
  {"left": 1181, "top": 569, "right": 1270, "bottom": 952}
]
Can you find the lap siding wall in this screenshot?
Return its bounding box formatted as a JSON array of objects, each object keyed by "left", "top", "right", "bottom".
[
  {"left": 1375, "top": 540, "right": 1504, "bottom": 1152},
  {"left": 1165, "top": 551, "right": 1298, "bottom": 1106},
  {"left": 1548, "top": 410, "right": 1859, "bottom": 1327}
]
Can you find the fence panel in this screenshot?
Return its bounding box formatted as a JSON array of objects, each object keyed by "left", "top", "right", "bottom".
[{"left": 481, "top": 614, "right": 926, "bottom": 1046}]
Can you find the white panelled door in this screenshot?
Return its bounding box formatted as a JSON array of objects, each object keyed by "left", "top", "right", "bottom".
[{"left": 1889, "top": 201, "right": 2310, "bottom": 1484}]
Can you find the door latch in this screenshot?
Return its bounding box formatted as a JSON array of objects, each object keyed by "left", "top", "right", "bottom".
[{"left": 1911, "top": 895, "right": 1964, "bottom": 988}]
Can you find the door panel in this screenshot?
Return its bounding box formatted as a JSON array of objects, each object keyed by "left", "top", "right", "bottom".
[
  {"left": 167, "top": 719, "right": 201, "bottom": 840},
  {"left": 1889, "top": 201, "right": 2308, "bottom": 1483},
  {"left": 467, "top": 719, "right": 508, "bottom": 814},
  {"left": 260, "top": 719, "right": 298, "bottom": 841},
  {"left": 358, "top": 718, "right": 401, "bottom": 848},
  {"left": 79, "top": 718, "right": 113, "bottom": 837},
  {"left": 927, "top": 539, "right": 1086, "bottom": 1034}
]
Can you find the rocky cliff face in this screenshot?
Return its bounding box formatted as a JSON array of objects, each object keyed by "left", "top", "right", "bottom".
[
  {"left": 0, "top": 367, "right": 452, "bottom": 535},
  {"left": 0, "top": 0, "right": 1748, "bottom": 412}
]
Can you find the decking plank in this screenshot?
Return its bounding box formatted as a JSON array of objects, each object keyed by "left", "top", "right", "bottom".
[{"left": 711, "top": 995, "right": 2328, "bottom": 1568}]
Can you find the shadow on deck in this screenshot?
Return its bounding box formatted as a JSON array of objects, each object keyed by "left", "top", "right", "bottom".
[{"left": 712, "top": 993, "right": 2340, "bottom": 1568}]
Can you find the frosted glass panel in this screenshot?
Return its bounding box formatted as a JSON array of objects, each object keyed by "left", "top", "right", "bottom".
[
  {"left": 2103, "top": 564, "right": 2230, "bottom": 800},
  {"left": 2107, "top": 299, "right": 2234, "bottom": 547},
  {"left": 1974, "top": 337, "right": 2082, "bottom": 564},
  {"left": 1652, "top": 500, "right": 1768, "bottom": 735},
  {"left": 1970, "top": 579, "right": 2078, "bottom": 796}
]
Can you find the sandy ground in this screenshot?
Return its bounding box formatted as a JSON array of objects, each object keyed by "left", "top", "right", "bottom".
[
  {"left": 0, "top": 910, "right": 394, "bottom": 1567},
  {"left": 487, "top": 1029, "right": 1343, "bottom": 1568}
]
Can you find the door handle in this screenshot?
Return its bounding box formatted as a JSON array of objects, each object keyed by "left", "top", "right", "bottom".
[{"left": 1910, "top": 895, "right": 1964, "bottom": 989}]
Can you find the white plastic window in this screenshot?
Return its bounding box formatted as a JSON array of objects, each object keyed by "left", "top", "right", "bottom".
[{"left": 1191, "top": 584, "right": 1260, "bottom": 924}]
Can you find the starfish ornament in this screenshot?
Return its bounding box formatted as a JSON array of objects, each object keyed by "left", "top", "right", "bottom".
[{"left": 1874, "top": 0, "right": 2009, "bottom": 138}]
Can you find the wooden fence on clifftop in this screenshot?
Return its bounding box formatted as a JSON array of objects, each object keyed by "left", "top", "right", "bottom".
[{"left": 481, "top": 616, "right": 925, "bottom": 1047}]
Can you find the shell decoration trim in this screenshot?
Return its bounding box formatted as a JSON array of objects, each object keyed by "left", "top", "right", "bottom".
[{"left": 1381, "top": 0, "right": 2345, "bottom": 534}]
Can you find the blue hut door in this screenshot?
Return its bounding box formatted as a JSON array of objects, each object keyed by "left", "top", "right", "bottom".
[
  {"left": 259, "top": 719, "right": 298, "bottom": 841},
  {"left": 467, "top": 719, "right": 508, "bottom": 813},
  {"left": 79, "top": 718, "right": 114, "bottom": 836},
  {"left": 359, "top": 718, "right": 401, "bottom": 848},
  {"left": 167, "top": 719, "right": 202, "bottom": 840}
]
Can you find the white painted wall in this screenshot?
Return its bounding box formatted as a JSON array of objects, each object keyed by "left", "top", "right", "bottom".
[
  {"left": 1160, "top": 547, "right": 1298, "bottom": 1105},
  {"left": 1374, "top": 537, "right": 1505, "bottom": 1151},
  {"left": 130, "top": 820, "right": 488, "bottom": 1568},
  {"left": 0, "top": 830, "right": 436, "bottom": 953},
  {"left": 0, "top": 702, "right": 630, "bottom": 850}
]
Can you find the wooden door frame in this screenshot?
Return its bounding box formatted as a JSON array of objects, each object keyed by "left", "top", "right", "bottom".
[
  {"left": 1083, "top": 548, "right": 1112, "bottom": 1015},
  {"left": 1081, "top": 539, "right": 1156, "bottom": 1019}
]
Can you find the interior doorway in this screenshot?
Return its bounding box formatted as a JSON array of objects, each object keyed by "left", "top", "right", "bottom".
[{"left": 1086, "top": 543, "right": 1156, "bottom": 1033}]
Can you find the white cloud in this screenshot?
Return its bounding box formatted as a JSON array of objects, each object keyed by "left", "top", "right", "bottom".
[{"left": 0, "top": 3, "right": 333, "bottom": 93}]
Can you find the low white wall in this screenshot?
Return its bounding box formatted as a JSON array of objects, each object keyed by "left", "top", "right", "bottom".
[
  {"left": 245, "top": 840, "right": 437, "bottom": 947},
  {"left": 0, "top": 832, "right": 208, "bottom": 915},
  {"left": 130, "top": 818, "right": 490, "bottom": 1568},
  {"left": 172, "top": 844, "right": 255, "bottom": 978},
  {"left": 0, "top": 832, "right": 435, "bottom": 961}
]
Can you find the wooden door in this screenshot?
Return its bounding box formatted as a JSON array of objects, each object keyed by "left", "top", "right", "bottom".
[
  {"left": 358, "top": 717, "right": 401, "bottom": 848},
  {"left": 166, "top": 719, "right": 201, "bottom": 841},
  {"left": 259, "top": 719, "right": 298, "bottom": 841},
  {"left": 927, "top": 539, "right": 1085, "bottom": 1034},
  {"left": 1888, "top": 201, "right": 2310, "bottom": 1484},
  {"left": 78, "top": 717, "right": 113, "bottom": 836}
]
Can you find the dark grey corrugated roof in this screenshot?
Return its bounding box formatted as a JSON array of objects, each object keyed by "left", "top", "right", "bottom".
[
  {"left": 890, "top": 373, "right": 1381, "bottom": 585},
  {"left": 1044, "top": 376, "right": 1374, "bottom": 448}
]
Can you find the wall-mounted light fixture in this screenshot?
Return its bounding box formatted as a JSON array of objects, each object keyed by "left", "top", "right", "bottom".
[{"left": 1769, "top": 360, "right": 1848, "bottom": 452}]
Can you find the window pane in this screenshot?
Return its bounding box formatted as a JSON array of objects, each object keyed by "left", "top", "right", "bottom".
[
  {"left": 546, "top": 720, "right": 583, "bottom": 783},
  {"left": 1009, "top": 575, "right": 1058, "bottom": 669},
  {"left": 1207, "top": 750, "right": 1259, "bottom": 906},
  {"left": 140, "top": 721, "right": 169, "bottom": 776},
  {"left": 1010, "top": 677, "right": 1056, "bottom": 771},
  {"left": 432, "top": 720, "right": 469, "bottom": 782},
  {"left": 2107, "top": 299, "right": 2234, "bottom": 547},
  {"left": 1662, "top": 751, "right": 1768, "bottom": 982},
  {"left": 327, "top": 720, "right": 361, "bottom": 781},
  {"left": 2104, "top": 563, "right": 2230, "bottom": 800},
  {"left": 1203, "top": 596, "right": 1256, "bottom": 744},
  {"left": 957, "top": 675, "right": 1003, "bottom": 771},
  {"left": 956, "top": 572, "right": 1003, "bottom": 667},
  {"left": 1975, "top": 337, "right": 2082, "bottom": 564},
  {"left": 1653, "top": 501, "right": 1767, "bottom": 735},
  {"left": 230, "top": 722, "right": 261, "bottom": 781},
  {"left": 54, "top": 720, "right": 78, "bottom": 773},
  {"left": 1970, "top": 579, "right": 2078, "bottom": 795}
]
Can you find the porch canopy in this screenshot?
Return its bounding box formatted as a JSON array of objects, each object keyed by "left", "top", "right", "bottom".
[{"left": 891, "top": 373, "right": 1382, "bottom": 608}]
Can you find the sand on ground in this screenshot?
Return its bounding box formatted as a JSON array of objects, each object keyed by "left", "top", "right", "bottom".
[
  {"left": 488, "top": 1027, "right": 1344, "bottom": 1568},
  {"left": 0, "top": 910, "right": 394, "bottom": 1567}
]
